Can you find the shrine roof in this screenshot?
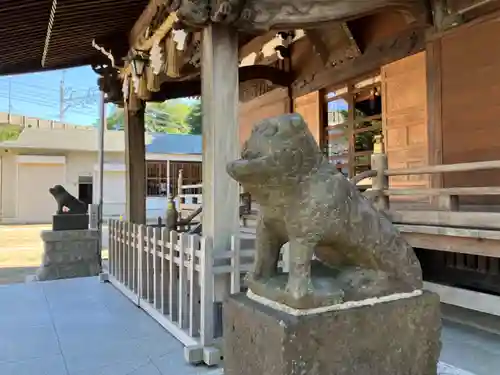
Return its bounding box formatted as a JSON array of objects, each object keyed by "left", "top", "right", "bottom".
[
  {"left": 0, "top": 0, "right": 148, "bottom": 76},
  {"left": 146, "top": 133, "right": 202, "bottom": 155}
]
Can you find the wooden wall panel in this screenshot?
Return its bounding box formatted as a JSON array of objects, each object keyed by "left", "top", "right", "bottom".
[
  {"left": 239, "top": 88, "right": 289, "bottom": 145},
  {"left": 294, "top": 91, "right": 321, "bottom": 145},
  {"left": 381, "top": 51, "right": 429, "bottom": 189},
  {"left": 239, "top": 88, "right": 322, "bottom": 147},
  {"left": 440, "top": 18, "right": 500, "bottom": 204}
]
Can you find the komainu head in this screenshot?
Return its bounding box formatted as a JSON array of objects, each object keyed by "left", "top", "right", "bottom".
[
  {"left": 227, "top": 113, "right": 324, "bottom": 185},
  {"left": 49, "top": 185, "right": 66, "bottom": 197}
]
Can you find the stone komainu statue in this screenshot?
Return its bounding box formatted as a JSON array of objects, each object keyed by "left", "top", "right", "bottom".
[
  {"left": 49, "top": 185, "right": 88, "bottom": 215},
  {"left": 226, "top": 113, "right": 423, "bottom": 309}
]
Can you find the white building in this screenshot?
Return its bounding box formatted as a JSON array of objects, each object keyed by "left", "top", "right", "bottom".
[{"left": 0, "top": 114, "right": 201, "bottom": 224}]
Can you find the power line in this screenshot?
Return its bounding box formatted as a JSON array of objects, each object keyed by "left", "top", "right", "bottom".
[
  {"left": 0, "top": 91, "right": 99, "bottom": 116},
  {"left": 0, "top": 93, "right": 98, "bottom": 118},
  {"left": 0, "top": 70, "right": 100, "bottom": 123},
  {"left": 0, "top": 73, "right": 97, "bottom": 92}
]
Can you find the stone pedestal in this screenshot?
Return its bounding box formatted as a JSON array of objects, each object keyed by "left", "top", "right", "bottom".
[
  {"left": 35, "top": 230, "right": 100, "bottom": 281},
  {"left": 223, "top": 291, "right": 441, "bottom": 375},
  {"left": 52, "top": 214, "right": 89, "bottom": 231}
]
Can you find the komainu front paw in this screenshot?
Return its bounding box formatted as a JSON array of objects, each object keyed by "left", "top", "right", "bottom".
[
  {"left": 286, "top": 276, "right": 313, "bottom": 300},
  {"left": 249, "top": 266, "right": 275, "bottom": 282}
]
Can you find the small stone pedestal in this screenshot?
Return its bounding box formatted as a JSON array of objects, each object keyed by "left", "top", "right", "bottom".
[
  {"left": 35, "top": 230, "right": 100, "bottom": 281},
  {"left": 223, "top": 291, "right": 441, "bottom": 375}
]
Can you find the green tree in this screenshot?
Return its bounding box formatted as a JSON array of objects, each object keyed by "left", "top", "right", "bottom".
[
  {"left": 0, "top": 124, "right": 21, "bottom": 142},
  {"left": 186, "top": 101, "right": 202, "bottom": 135},
  {"left": 104, "top": 100, "right": 193, "bottom": 133},
  {"left": 146, "top": 101, "right": 191, "bottom": 133},
  {"left": 106, "top": 107, "right": 124, "bottom": 130}
]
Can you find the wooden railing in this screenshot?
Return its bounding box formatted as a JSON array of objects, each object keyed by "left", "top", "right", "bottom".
[
  {"left": 365, "top": 142, "right": 500, "bottom": 296},
  {"left": 369, "top": 151, "right": 500, "bottom": 230},
  {"left": 177, "top": 178, "right": 252, "bottom": 220},
  {"left": 178, "top": 182, "right": 202, "bottom": 216},
  {"left": 107, "top": 219, "right": 289, "bottom": 364}
]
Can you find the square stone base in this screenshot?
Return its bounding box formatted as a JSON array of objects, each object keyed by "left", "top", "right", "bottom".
[
  {"left": 52, "top": 214, "right": 89, "bottom": 231},
  {"left": 223, "top": 291, "right": 441, "bottom": 375},
  {"left": 35, "top": 229, "right": 100, "bottom": 281}
]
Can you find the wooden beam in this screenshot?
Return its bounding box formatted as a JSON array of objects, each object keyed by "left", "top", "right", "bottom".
[
  {"left": 305, "top": 29, "right": 330, "bottom": 65},
  {"left": 402, "top": 231, "right": 500, "bottom": 258},
  {"left": 425, "top": 282, "right": 500, "bottom": 317},
  {"left": 389, "top": 210, "right": 500, "bottom": 230},
  {"left": 129, "top": 0, "right": 160, "bottom": 47},
  {"left": 124, "top": 97, "right": 146, "bottom": 224},
  {"left": 238, "top": 31, "right": 276, "bottom": 60},
  {"left": 238, "top": 65, "right": 291, "bottom": 85},
  {"left": 292, "top": 26, "right": 426, "bottom": 98},
  {"left": 149, "top": 65, "right": 292, "bottom": 101},
  {"left": 231, "top": 0, "right": 427, "bottom": 31},
  {"left": 341, "top": 22, "right": 362, "bottom": 56},
  {"left": 93, "top": 32, "right": 130, "bottom": 66}
]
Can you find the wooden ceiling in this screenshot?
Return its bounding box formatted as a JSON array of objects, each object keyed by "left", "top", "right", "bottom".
[
  {"left": 0, "top": 0, "right": 496, "bottom": 79},
  {"left": 0, "top": 0, "right": 148, "bottom": 76}
]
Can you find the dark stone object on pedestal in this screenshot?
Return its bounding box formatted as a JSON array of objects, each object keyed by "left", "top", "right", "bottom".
[
  {"left": 52, "top": 214, "right": 89, "bottom": 231},
  {"left": 49, "top": 184, "right": 88, "bottom": 215},
  {"left": 48, "top": 184, "right": 89, "bottom": 231},
  {"left": 224, "top": 292, "right": 442, "bottom": 375}
]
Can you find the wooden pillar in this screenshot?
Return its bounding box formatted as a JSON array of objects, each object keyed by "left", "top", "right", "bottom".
[
  {"left": 124, "top": 98, "right": 146, "bottom": 224},
  {"left": 201, "top": 24, "right": 240, "bottom": 295},
  {"left": 166, "top": 159, "right": 171, "bottom": 197}
]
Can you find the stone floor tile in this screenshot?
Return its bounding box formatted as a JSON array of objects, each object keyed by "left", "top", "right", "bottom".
[
  {"left": 68, "top": 358, "right": 150, "bottom": 375},
  {"left": 440, "top": 331, "right": 500, "bottom": 375},
  {"left": 438, "top": 362, "right": 476, "bottom": 375},
  {"left": 128, "top": 362, "right": 162, "bottom": 375},
  {"left": 61, "top": 337, "right": 150, "bottom": 374},
  {"left": 0, "top": 277, "right": 497, "bottom": 375},
  {"left": 0, "top": 307, "right": 52, "bottom": 328},
  {"left": 152, "top": 351, "right": 216, "bottom": 375},
  {"left": 443, "top": 321, "right": 500, "bottom": 354},
  {"left": 132, "top": 334, "right": 184, "bottom": 360},
  {"left": 0, "top": 353, "right": 68, "bottom": 375},
  {"left": 0, "top": 324, "right": 61, "bottom": 363}
]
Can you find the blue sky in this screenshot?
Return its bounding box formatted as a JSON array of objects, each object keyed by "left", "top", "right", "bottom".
[{"left": 0, "top": 66, "right": 103, "bottom": 126}]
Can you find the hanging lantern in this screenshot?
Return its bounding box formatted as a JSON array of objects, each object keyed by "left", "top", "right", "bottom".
[
  {"left": 131, "top": 68, "right": 150, "bottom": 100},
  {"left": 130, "top": 52, "right": 148, "bottom": 77}
]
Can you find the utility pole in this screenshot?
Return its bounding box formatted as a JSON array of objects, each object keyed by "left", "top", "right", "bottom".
[
  {"left": 59, "top": 70, "right": 65, "bottom": 121},
  {"left": 8, "top": 77, "right": 12, "bottom": 115}
]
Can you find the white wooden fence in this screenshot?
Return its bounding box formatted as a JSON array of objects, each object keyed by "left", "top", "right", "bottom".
[
  {"left": 177, "top": 173, "right": 249, "bottom": 216},
  {"left": 107, "top": 219, "right": 289, "bottom": 365}
]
